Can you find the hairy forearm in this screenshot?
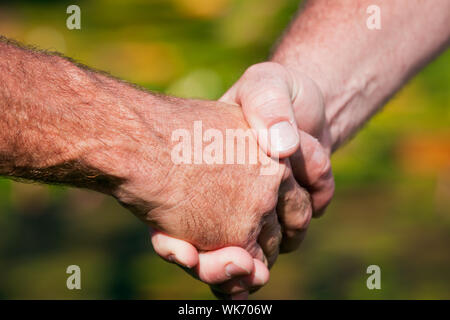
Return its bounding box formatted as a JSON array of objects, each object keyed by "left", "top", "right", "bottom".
[
  {"left": 0, "top": 37, "right": 167, "bottom": 193},
  {"left": 271, "top": 0, "right": 450, "bottom": 150}
]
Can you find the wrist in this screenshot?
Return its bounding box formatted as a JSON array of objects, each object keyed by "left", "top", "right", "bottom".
[
  {"left": 266, "top": 58, "right": 334, "bottom": 152},
  {"left": 80, "top": 90, "right": 173, "bottom": 197},
  {"left": 270, "top": 53, "right": 332, "bottom": 107},
  {"left": 270, "top": 54, "right": 355, "bottom": 152}
]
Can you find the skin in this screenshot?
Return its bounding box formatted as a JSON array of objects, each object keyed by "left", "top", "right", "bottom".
[
  {"left": 1, "top": 0, "right": 448, "bottom": 300},
  {"left": 0, "top": 36, "right": 314, "bottom": 299},
  {"left": 155, "top": 0, "right": 450, "bottom": 298}
]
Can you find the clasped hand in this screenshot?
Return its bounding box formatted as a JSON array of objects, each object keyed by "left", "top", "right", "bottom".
[{"left": 115, "top": 62, "right": 334, "bottom": 299}]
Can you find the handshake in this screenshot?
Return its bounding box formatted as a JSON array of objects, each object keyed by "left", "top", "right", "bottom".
[
  {"left": 109, "top": 62, "right": 335, "bottom": 299},
  {"left": 0, "top": 36, "right": 336, "bottom": 299},
  {"left": 3, "top": 0, "right": 446, "bottom": 298}
]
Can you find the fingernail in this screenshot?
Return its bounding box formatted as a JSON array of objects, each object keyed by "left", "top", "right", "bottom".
[
  {"left": 225, "top": 263, "right": 251, "bottom": 278},
  {"left": 269, "top": 121, "right": 299, "bottom": 154}
]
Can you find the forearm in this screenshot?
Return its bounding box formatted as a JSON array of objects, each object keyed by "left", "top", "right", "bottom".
[
  {"left": 271, "top": 0, "right": 450, "bottom": 150},
  {"left": 0, "top": 37, "right": 166, "bottom": 193}
]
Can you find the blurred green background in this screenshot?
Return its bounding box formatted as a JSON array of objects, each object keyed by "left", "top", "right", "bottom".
[{"left": 0, "top": 0, "right": 449, "bottom": 299}]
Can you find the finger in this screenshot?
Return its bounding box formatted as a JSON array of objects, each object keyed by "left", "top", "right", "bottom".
[
  {"left": 213, "top": 258, "right": 270, "bottom": 295},
  {"left": 151, "top": 229, "right": 257, "bottom": 287},
  {"left": 277, "top": 164, "right": 313, "bottom": 253},
  {"left": 257, "top": 210, "right": 282, "bottom": 268},
  {"left": 290, "top": 131, "right": 335, "bottom": 216},
  {"left": 220, "top": 62, "right": 300, "bottom": 158},
  {"left": 150, "top": 227, "right": 199, "bottom": 268},
  {"left": 194, "top": 247, "right": 254, "bottom": 285},
  {"left": 247, "top": 258, "right": 270, "bottom": 295}
]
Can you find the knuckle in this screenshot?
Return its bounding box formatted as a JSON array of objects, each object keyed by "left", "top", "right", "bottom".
[
  {"left": 150, "top": 232, "right": 162, "bottom": 248},
  {"left": 243, "top": 62, "right": 281, "bottom": 78},
  {"left": 287, "top": 208, "right": 312, "bottom": 232},
  {"left": 244, "top": 87, "right": 289, "bottom": 115},
  {"left": 318, "top": 156, "right": 333, "bottom": 181},
  {"left": 296, "top": 186, "right": 312, "bottom": 212},
  {"left": 310, "top": 145, "right": 332, "bottom": 182},
  {"left": 287, "top": 189, "right": 313, "bottom": 231},
  {"left": 266, "top": 229, "right": 282, "bottom": 252}
]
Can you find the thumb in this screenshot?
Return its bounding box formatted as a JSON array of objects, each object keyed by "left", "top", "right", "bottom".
[{"left": 220, "top": 62, "right": 300, "bottom": 158}]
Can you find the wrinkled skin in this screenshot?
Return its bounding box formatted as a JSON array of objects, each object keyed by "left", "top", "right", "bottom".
[{"left": 105, "top": 97, "right": 312, "bottom": 269}]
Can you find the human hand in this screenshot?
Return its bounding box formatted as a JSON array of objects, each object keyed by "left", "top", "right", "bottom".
[
  {"left": 220, "top": 61, "right": 335, "bottom": 219},
  {"left": 89, "top": 95, "right": 312, "bottom": 298},
  {"left": 148, "top": 62, "right": 333, "bottom": 298}
]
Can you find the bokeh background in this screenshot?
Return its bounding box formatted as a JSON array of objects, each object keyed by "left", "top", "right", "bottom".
[{"left": 0, "top": 0, "right": 449, "bottom": 299}]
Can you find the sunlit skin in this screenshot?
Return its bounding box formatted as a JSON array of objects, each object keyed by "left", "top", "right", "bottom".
[
  {"left": 0, "top": 0, "right": 448, "bottom": 300},
  {"left": 154, "top": 0, "right": 450, "bottom": 298},
  {"left": 0, "top": 36, "right": 315, "bottom": 299}
]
